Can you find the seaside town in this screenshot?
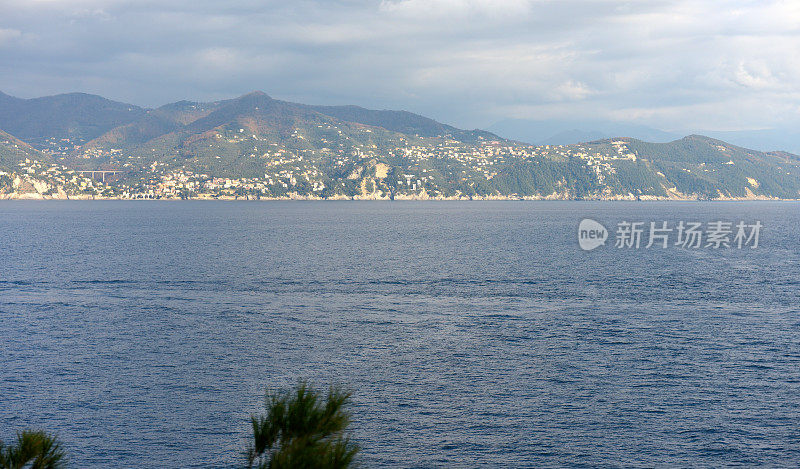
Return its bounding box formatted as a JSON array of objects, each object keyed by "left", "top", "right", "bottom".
[{"left": 1, "top": 134, "right": 653, "bottom": 200}]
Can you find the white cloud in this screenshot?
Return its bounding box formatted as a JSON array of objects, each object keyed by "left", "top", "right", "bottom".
[
  {"left": 196, "top": 47, "right": 242, "bottom": 70},
  {"left": 555, "top": 80, "right": 594, "bottom": 101},
  {"left": 733, "top": 61, "right": 777, "bottom": 90},
  {"left": 379, "top": 0, "right": 534, "bottom": 19},
  {"left": 0, "top": 28, "right": 22, "bottom": 46}
]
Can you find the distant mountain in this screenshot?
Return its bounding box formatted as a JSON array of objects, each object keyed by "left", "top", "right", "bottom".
[
  {"left": 488, "top": 118, "right": 680, "bottom": 145},
  {"left": 151, "top": 99, "right": 230, "bottom": 126},
  {"left": 488, "top": 117, "right": 800, "bottom": 155},
  {"left": 1, "top": 90, "right": 799, "bottom": 200},
  {"left": 697, "top": 128, "right": 800, "bottom": 156},
  {"left": 182, "top": 91, "right": 328, "bottom": 135},
  {"left": 305, "top": 104, "right": 498, "bottom": 143},
  {"left": 85, "top": 99, "right": 230, "bottom": 148},
  {"left": 75, "top": 91, "right": 507, "bottom": 179},
  {"left": 82, "top": 91, "right": 502, "bottom": 152},
  {"left": 0, "top": 91, "right": 146, "bottom": 146}
]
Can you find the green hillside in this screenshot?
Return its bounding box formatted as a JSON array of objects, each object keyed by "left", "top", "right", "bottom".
[
  {"left": 0, "top": 129, "right": 50, "bottom": 169},
  {"left": 0, "top": 91, "right": 146, "bottom": 147},
  {"left": 625, "top": 136, "right": 800, "bottom": 198},
  {"left": 1, "top": 90, "right": 799, "bottom": 199}
]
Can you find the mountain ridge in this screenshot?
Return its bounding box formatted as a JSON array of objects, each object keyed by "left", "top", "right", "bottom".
[
  {"left": 0, "top": 91, "right": 148, "bottom": 151},
  {"left": 1, "top": 91, "right": 799, "bottom": 200}
]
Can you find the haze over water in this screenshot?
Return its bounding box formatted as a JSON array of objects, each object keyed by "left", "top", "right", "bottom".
[{"left": 1, "top": 201, "right": 799, "bottom": 467}]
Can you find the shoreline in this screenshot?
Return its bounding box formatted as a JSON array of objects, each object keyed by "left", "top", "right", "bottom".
[{"left": 1, "top": 194, "right": 799, "bottom": 202}]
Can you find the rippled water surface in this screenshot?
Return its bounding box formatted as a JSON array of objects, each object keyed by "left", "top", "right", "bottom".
[{"left": 1, "top": 201, "right": 799, "bottom": 467}]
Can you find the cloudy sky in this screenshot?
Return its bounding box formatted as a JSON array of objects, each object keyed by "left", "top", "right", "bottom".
[{"left": 1, "top": 0, "right": 799, "bottom": 133}]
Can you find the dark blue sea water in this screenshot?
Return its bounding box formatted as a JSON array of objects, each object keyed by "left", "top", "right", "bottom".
[{"left": 1, "top": 201, "right": 799, "bottom": 468}]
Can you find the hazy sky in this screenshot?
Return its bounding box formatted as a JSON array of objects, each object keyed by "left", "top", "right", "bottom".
[{"left": 1, "top": 0, "right": 799, "bottom": 132}]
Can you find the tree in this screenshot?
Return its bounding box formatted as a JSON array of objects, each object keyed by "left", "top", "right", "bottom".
[
  {"left": 0, "top": 430, "right": 65, "bottom": 469},
  {"left": 247, "top": 383, "right": 359, "bottom": 469}
]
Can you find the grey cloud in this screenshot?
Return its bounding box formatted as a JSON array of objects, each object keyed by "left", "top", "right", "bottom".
[{"left": 0, "top": 0, "right": 798, "bottom": 134}]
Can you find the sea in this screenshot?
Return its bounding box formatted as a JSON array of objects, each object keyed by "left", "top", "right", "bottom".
[{"left": 1, "top": 201, "right": 799, "bottom": 467}]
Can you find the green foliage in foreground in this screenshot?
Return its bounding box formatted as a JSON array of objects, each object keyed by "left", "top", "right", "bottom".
[
  {"left": 247, "top": 383, "right": 359, "bottom": 469},
  {"left": 0, "top": 430, "right": 65, "bottom": 469}
]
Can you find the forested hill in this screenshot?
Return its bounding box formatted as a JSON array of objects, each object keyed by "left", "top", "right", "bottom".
[{"left": 0, "top": 91, "right": 146, "bottom": 146}]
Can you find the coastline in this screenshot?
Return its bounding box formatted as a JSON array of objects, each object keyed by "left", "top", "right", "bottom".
[{"left": 1, "top": 192, "right": 798, "bottom": 201}]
